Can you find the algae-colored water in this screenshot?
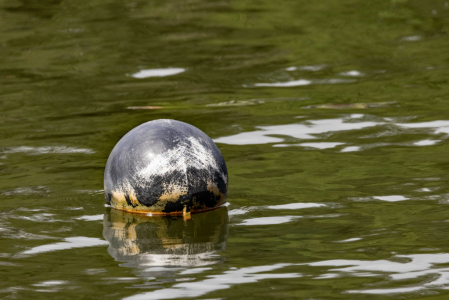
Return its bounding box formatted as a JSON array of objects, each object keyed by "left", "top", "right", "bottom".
[{"left": 2, "top": 0, "right": 449, "bottom": 298}]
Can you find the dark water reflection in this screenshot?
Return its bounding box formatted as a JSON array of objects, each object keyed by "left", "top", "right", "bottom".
[{"left": 103, "top": 207, "right": 228, "bottom": 268}]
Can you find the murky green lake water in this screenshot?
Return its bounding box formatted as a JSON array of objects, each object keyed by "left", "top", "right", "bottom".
[{"left": 2, "top": 0, "right": 449, "bottom": 298}]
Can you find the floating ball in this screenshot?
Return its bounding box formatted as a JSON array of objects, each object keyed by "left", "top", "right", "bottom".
[{"left": 104, "top": 119, "right": 228, "bottom": 218}]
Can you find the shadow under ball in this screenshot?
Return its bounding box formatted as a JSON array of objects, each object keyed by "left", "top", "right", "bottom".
[{"left": 104, "top": 119, "right": 228, "bottom": 218}]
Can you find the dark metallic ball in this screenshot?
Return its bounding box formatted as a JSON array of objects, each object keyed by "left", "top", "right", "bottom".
[{"left": 104, "top": 119, "right": 228, "bottom": 216}]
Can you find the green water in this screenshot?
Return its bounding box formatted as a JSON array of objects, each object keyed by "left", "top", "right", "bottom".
[{"left": 2, "top": 0, "right": 449, "bottom": 298}]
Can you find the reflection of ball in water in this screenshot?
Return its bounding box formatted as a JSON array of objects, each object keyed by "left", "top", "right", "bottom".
[
  {"left": 102, "top": 207, "right": 229, "bottom": 267},
  {"left": 104, "top": 119, "right": 228, "bottom": 217}
]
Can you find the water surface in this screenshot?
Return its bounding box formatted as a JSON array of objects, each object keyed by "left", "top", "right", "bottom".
[{"left": 2, "top": 0, "right": 449, "bottom": 299}]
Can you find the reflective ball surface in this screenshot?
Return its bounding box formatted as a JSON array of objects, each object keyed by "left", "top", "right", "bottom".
[{"left": 104, "top": 119, "right": 228, "bottom": 215}]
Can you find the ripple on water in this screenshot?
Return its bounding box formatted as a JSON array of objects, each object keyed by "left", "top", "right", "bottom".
[
  {"left": 178, "top": 267, "right": 212, "bottom": 275},
  {"left": 338, "top": 70, "right": 364, "bottom": 77},
  {"left": 13, "top": 213, "right": 64, "bottom": 223},
  {"left": 20, "top": 237, "right": 109, "bottom": 256},
  {"left": 75, "top": 189, "right": 104, "bottom": 195},
  {"left": 266, "top": 203, "right": 325, "bottom": 210},
  {"left": 123, "top": 264, "right": 300, "bottom": 300},
  {"left": 237, "top": 216, "right": 302, "bottom": 226},
  {"left": 214, "top": 116, "right": 449, "bottom": 152},
  {"left": 214, "top": 116, "right": 380, "bottom": 145},
  {"left": 75, "top": 214, "right": 103, "bottom": 221},
  {"left": 0, "top": 186, "right": 49, "bottom": 196},
  {"left": 373, "top": 195, "right": 409, "bottom": 202},
  {"left": 286, "top": 65, "right": 326, "bottom": 71},
  {"left": 251, "top": 78, "right": 356, "bottom": 87},
  {"left": 273, "top": 142, "right": 344, "bottom": 149},
  {"left": 335, "top": 237, "right": 362, "bottom": 243},
  {"left": 305, "top": 253, "right": 449, "bottom": 294},
  {"left": 351, "top": 195, "right": 411, "bottom": 202},
  {"left": 401, "top": 35, "right": 422, "bottom": 41},
  {"left": 32, "top": 281, "right": 67, "bottom": 287},
  {"left": 228, "top": 202, "right": 326, "bottom": 217},
  {"left": 398, "top": 120, "right": 449, "bottom": 133},
  {"left": 340, "top": 146, "right": 361, "bottom": 152},
  {"left": 130, "top": 68, "right": 185, "bottom": 78},
  {"left": 0, "top": 146, "right": 94, "bottom": 155},
  {"left": 413, "top": 139, "right": 440, "bottom": 146}
]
